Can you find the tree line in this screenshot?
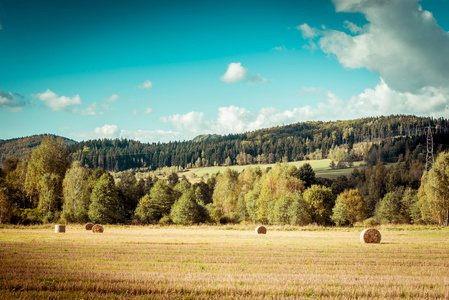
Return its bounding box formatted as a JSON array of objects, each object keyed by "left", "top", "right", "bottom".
[
  {"left": 0, "top": 135, "right": 448, "bottom": 226},
  {"left": 68, "top": 115, "right": 449, "bottom": 172}
]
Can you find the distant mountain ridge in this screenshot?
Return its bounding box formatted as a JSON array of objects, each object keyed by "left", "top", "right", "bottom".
[{"left": 0, "top": 134, "right": 77, "bottom": 163}]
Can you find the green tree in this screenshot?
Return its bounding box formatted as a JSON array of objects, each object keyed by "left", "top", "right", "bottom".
[
  {"left": 212, "top": 168, "right": 240, "bottom": 216},
  {"left": 62, "top": 161, "right": 91, "bottom": 222},
  {"left": 25, "top": 136, "right": 70, "bottom": 207},
  {"left": 417, "top": 152, "right": 449, "bottom": 225},
  {"left": 303, "top": 185, "right": 334, "bottom": 225},
  {"left": 298, "top": 163, "right": 316, "bottom": 188},
  {"left": 117, "top": 170, "right": 144, "bottom": 220},
  {"left": 331, "top": 189, "right": 366, "bottom": 226},
  {"left": 170, "top": 189, "right": 202, "bottom": 225},
  {"left": 134, "top": 195, "right": 157, "bottom": 224},
  {"left": 148, "top": 180, "right": 176, "bottom": 221},
  {"left": 288, "top": 192, "right": 311, "bottom": 225},
  {"left": 376, "top": 187, "right": 404, "bottom": 224},
  {"left": 38, "top": 173, "right": 60, "bottom": 222},
  {"left": 88, "top": 173, "right": 124, "bottom": 224}
]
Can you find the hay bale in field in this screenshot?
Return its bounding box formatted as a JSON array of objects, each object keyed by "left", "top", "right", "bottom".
[
  {"left": 84, "top": 222, "right": 94, "bottom": 230},
  {"left": 92, "top": 224, "right": 104, "bottom": 233},
  {"left": 55, "top": 225, "right": 65, "bottom": 233},
  {"left": 255, "top": 226, "right": 267, "bottom": 234},
  {"left": 360, "top": 228, "right": 381, "bottom": 243}
]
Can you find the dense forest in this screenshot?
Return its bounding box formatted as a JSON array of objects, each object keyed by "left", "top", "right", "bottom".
[
  {"left": 0, "top": 134, "right": 76, "bottom": 163},
  {"left": 67, "top": 115, "right": 449, "bottom": 172},
  {"left": 1, "top": 115, "right": 449, "bottom": 227}
]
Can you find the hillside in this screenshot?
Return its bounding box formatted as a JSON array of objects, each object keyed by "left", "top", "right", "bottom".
[
  {"left": 68, "top": 115, "right": 449, "bottom": 172},
  {"left": 0, "top": 134, "right": 77, "bottom": 163}
]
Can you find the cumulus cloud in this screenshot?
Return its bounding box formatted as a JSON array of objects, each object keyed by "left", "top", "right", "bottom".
[
  {"left": 144, "top": 108, "right": 153, "bottom": 114},
  {"left": 220, "top": 62, "right": 269, "bottom": 84},
  {"left": 160, "top": 111, "right": 205, "bottom": 135},
  {"left": 0, "top": 90, "right": 26, "bottom": 112},
  {"left": 272, "top": 45, "right": 286, "bottom": 51},
  {"left": 94, "top": 125, "right": 120, "bottom": 139},
  {"left": 220, "top": 62, "right": 248, "bottom": 83},
  {"left": 308, "top": 0, "right": 449, "bottom": 93},
  {"left": 139, "top": 80, "right": 153, "bottom": 89},
  {"left": 33, "top": 89, "right": 81, "bottom": 111}
]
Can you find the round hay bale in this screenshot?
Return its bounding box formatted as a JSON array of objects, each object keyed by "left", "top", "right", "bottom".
[
  {"left": 360, "top": 228, "right": 381, "bottom": 243},
  {"left": 84, "top": 222, "right": 94, "bottom": 230},
  {"left": 255, "top": 226, "right": 267, "bottom": 234},
  {"left": 55, "top": 224, "right": 65, "bottom": 233},
  {"left": 92, "top": 224, "right": 104, "bottom": 233}
]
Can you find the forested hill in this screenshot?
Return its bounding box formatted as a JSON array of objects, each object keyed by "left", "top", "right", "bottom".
[
  {"left": 0, "top": 134, "right": 77, "bottom": 163},
  {"left": 68, "top": 115, "right": 449, "bottom": 172}
]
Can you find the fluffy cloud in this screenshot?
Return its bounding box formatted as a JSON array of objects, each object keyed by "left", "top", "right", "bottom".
[
  {"left": 33, "top": 89, "right": 81, "bottom": 111},
  {"left": 0, "top": 90, "right": 26, "bottom": 112},
  {"left": 160, "top": 111, "right": 204, "bottom": 135},
  {"left": 296, "top": 23, "right": 320, "bottom": 38},
  {"left": 307, "top": 0, "right": 449, "bottom": 94},
  {"left": 139, "top": 80, "right": 153, "bottom": 89},
  {"left": 94, "top": 125, "right": 120, "bottom": 139},
  {"left": 220, "top": 62, "right": 269, "bottom": 84},
  {"left": 144, "top": 108, "right": 153, "bottom": 114},
  {"left": 220, "top": 62, "right": 248, "bottom": 83}
]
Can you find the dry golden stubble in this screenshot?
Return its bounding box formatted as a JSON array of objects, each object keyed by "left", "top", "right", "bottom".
[{"left": 360, "top": 228, "right": 381, "bottom": 243}]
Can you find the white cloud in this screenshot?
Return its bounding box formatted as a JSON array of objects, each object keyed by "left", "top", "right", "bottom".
[
  {"left": 106, "top": 94, "right": 119, "bottom": 102},
  {"left": 0, "top": 90, "right": 26, "bottom": 112},
  {"left": 79, "top": 102, "right": 103, "bottom": 116},
  {"left": 297, "top": 23, "right": 320, "bottom": 38},
  {"left": 314, "top": 0, "right": 449, "bottom": 93},
  {"left": 220, "top": 62, "right": 248, "bottom": 83},
  {"left": 132, "top": 109, "right": 137, "bottom": 115},
  {"left": 94, "top": 125, "right": 120, "bottom": 139},
  {"left": 0, "top": 25, "right": 3, "bottom": 30},
  {"left": 139, "top": 80, "right": 153, "bottom": 89},
  {"left": 349, "top": 79, "right": 449, "bottom": 117},
  {"left": 343, "top": 20, "right": 364, "bottom": 34},
  {"left": 220, "top": 62, "right": 269, "bottom": 84},
  {"left": 161, "top": 111, "right": 204, "bottom": 135},
  {"left": 144, "top": 108, "right": 153, "bottom": 114},
  {"left": 33, "top": 89, "right": 81, "bottom": 111},
  {"left": 120, "top": 129, "right": 182, "bottom": 143}
]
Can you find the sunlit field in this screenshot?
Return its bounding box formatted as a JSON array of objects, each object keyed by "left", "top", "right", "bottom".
[
  {"left": 1, "top": 225, "right": 449, "bottom": 299},
  {"left": 184, "top": 159, "right": 365, "bottom": 181}
]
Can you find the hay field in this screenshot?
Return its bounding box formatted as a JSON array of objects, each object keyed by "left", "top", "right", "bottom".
[
  {"left": 1, "top": 225, "right": 449, "bottom": 299},
  {"left": 185, "top": 159, "right": 364, "bottom": 181}
]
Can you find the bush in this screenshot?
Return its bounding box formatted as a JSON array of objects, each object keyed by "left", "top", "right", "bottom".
[{"left": 363, "top": 217, "right": 380, "bottom": 226}]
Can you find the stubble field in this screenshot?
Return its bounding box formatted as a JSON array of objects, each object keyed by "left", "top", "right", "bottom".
[{"left": 1, "top": 225, "right": 448, "bottom": 299}]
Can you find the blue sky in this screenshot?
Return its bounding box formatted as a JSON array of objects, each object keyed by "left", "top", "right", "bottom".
[{"left": 1, "top": 0, "right": 449, "bottom": 142}]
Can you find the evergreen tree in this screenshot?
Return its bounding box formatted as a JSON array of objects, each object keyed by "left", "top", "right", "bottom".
[
  {"left": 88, "top": 173, "right": 124, "bottom": 224},
  {"left": 298, "top": 163, "right": 316, "bottom": 188}
]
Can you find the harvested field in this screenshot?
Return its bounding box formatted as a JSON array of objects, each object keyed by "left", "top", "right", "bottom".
[{"left": 0, "top": 225, "right": 448, "bottom": 299}]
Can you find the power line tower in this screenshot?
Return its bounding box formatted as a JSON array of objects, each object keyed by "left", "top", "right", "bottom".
[{"left": 425, "top": 125, "right": 434, "bottom": 171}]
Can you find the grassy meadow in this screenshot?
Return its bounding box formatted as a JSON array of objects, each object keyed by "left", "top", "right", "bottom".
[
  {"left": 1, "top": 225, "right": 449, "bottom": 299},
  {"left": 182, "top": 159, "right": 365, "bottom": 182}
]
